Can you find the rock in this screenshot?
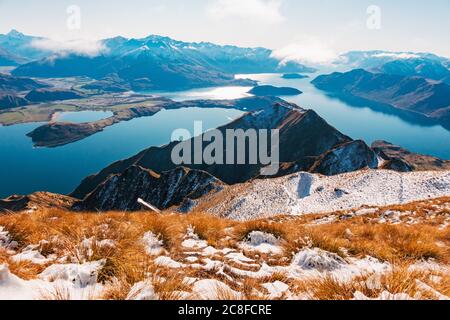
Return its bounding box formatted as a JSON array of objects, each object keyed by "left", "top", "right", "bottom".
[
  {"left": 380, "top": 158, "right": 413, "bottom": 172},
  {"left": 372, "top": 140, "right": 450, "bottom": 171},
  {"left": 74, "top": 166, "right": 224, "bottom": 212},
  {"left": 311, "top": 140, "right": 378, "bottom": 176}
]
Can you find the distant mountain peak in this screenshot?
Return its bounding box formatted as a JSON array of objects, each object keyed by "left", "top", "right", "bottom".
[{"left": 6, "top": 29, "right": 25, "bottom": 38}]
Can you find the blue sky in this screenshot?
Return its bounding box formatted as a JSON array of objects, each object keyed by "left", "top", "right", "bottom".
[{"left": 0, "top": 0, "right": 449, "bottom": 59}]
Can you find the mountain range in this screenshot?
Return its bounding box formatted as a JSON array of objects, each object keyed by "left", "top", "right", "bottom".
[
  {"left": 3, "top": 31, "right": 314, "bottom": 91},
  {"left": 0, "top": 30, "right": 48, "bottom": 63},
  {"left": 337, "top": 51, "right": 450, "bottom": 84}
]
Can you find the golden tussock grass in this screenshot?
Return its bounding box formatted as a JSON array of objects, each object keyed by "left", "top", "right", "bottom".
[{"left": 0, "top": 197, "right": 448, "bottom": 300}]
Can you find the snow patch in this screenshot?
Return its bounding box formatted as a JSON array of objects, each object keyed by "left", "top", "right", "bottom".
[
  {"left": 292, "top": 248, "right": 346, "bottom": 272},
  {"left": 0, "top": 263, "right": 104, "bottom": 300},
  {"left": 182, "top": 226, "right": 208, "bottom": 249},
  {"left": 39, "top": 260, "right": 106, "bottom": 288},
  {"left": 261, "top": 281, "right": 290, "bottom": 299},
  {"left": 127, "top": 281, "right": 158, "bottom": 300},
  {"left": 0, "top": 226, "right": 18, "bottom": 251},
  {"left": 11, "top": 245, "right": 53, "bottom": 265},
  {"left": 239, "top": 231, "right": 283, "bottom": 255},
  {"left": 353, "top": 291, "right": 414, "bottom": 300},
  {"left": 142, "top": 232, "right": 165, "bottom": 256},
  {"left": 154, "top": 256, "right": 184, "bottom": 269},
  {"left": 191, "top": 279, "right": 242, "bottom": 300},
  {"left": 209, "top": 170, "right": 450, "bottom": 220}
]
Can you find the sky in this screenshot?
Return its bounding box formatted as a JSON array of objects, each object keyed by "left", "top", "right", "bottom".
[{"left": 0, "top": 0, "right": 449, "bottom": 62}]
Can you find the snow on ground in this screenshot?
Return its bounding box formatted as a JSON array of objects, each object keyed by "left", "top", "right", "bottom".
[
  {"left": 0, "top": 262, "right": 105, "bottom": 300},
  {"left": 207, "top": 170, "right": 450, "bottom": 220},
  {"left": 182, "top": 226, "right": 208, "bottom": 249},
  {"left": 353, "top": 291, "right": 414, "bottom": 300},
  {"left": 0, "top": 226, "right": 17, "bottom": 251},
  {"left": 142, "top": 232, "right": 166, "bottom": 256},
  {"left": 11, "top": 245, "right": 54, "bottom": 265},
  {"left": 262, "top": 281, "right": 290, "bottom": 299},
  {"left": 39, "top": 260, "right": 106, "bottom": 288},
  {"left": 126, "top": 281, "right": 158, "bottom": 300},
  {"left": 239, "top": 231, "right": 284, "bottom": 255},
  {"left": 191, "top": 279, "right": 242, "bottom": 300},
  {"left": 291, "top": 248, "right": 346, "bottom": 272}
]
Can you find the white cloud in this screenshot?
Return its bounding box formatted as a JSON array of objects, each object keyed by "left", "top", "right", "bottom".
[
  {"left": 271, "top": 37, "right": 339, "bottom": 65},
  {"left": 31, "top": 38, "right": 106, "bottom": 57},
  {"left": 371, "top": 52, "right": 420, "bottom": 60},
  {"left": 207, "top": 0, "right": 284, "bottom": 24}
]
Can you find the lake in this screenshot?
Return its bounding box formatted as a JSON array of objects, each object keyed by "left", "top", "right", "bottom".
[
  {"left": 151, "top": 73, "right": 450, "bottom": 160},
  {"left": 236, "top": 73, "right": 450, "bottom": 161},
  {"left": 0, "top": 108, "right": 243, "bottom": 198}
]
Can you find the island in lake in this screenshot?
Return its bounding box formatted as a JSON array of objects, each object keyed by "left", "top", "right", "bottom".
[
  {"left": 248, "top": 85, "right": 302, "bottom": 96},
  {"left": 281, "top": 73, "right": 309, "bottom": 79}
]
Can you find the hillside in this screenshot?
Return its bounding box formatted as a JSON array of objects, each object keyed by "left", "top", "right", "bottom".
[
  {"left": 0, "top": 73, "right": 48, "bottom": 93},
  {"left": 0, "top": 197, "right": 449, "bottom": 300},
  {"left": 312, "top": 69, "right": 450, "bottom": 128},
  {"left": 196, "top": 170, "right": 450, "bottom": 220}
]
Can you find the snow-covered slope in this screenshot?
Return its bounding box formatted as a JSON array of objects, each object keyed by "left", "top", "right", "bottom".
[{"left": 201, "top": 170, "right": 450, "bottom": 220}]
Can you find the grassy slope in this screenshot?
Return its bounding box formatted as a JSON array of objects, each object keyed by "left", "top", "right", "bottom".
[{"left": 0, "top": 197, "right": 449, "bottom": 300}]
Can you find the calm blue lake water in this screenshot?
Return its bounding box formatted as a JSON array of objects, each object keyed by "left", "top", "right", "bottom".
[
  {"left": 0, "top": 108, "right": 243, "bottom": 198},
  {"left": 56, "top": 110, "right": 114, "bottom": 123},
  {"left": 152, "top": 73, "right": 450, "bottom": 160},
  {"left": 237, "top": 73, "right": 450, "bottom": 161}
]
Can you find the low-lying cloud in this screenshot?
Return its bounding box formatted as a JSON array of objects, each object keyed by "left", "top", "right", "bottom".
[
  {"left": 207, "top": 0, "right": 285, "bottom": 24},
  {"left": 271, "top": 38, "right": 339, "bottom": 65},
  {"left": 31, "top": 38, "right": 106, "bottom": 57},
  {"left": 372, "top": 52, "right": 420, "bottom": 60}
]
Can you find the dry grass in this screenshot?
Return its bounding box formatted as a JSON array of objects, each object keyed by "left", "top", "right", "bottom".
[
  {"left": 291, "top": 266, "right": 449, "bottom": 300},
  {"left": 0, "top": 197, "right": 448, "bottom": 300}
]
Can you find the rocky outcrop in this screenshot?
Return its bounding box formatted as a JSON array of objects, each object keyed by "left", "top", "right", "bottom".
[
  {"left": 379, "top": 158, "right": 413, "bottom": 172},
  {"left": 74, "top": 166, "right": 224, "bottom": 212},
  {"left": 0, "top": 192, "right": 76, "bottom": 212},
  {"left": 372, "top": 140, "right": 450, "bottom": 171},
  {"left": 311, "top": 140, "right": 378, "bottom": 176}
]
